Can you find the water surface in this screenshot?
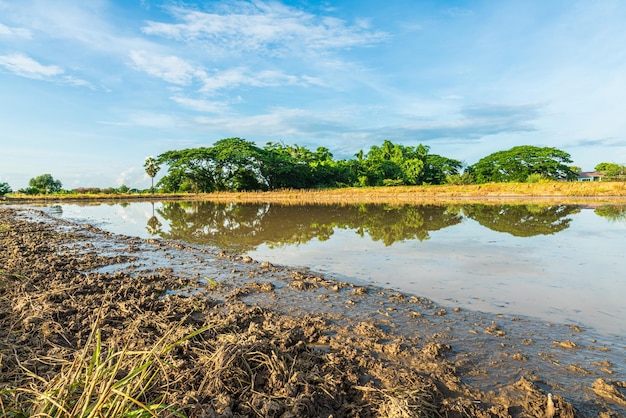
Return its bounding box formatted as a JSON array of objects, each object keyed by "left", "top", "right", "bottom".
[{"left": 46, "top": 201, "right": 626, "bottom": 336}]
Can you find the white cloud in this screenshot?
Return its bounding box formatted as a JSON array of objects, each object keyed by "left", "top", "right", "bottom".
[
  {"left": 129, "top": 49, "right": 323, "bottom": 93},
  {"left": 129, "top": 50, "right": 204, "bottom": 85},
  {"left": 200, "top": 67, "right": 324, "bottom": 92},
  {"left": 116, "top": 167, "right": 138, "bottom": 187},
  {"left": 142, "top": 1, "right": 387, "bottom": 55},
  {"left": 98, "top": 112, "right": 179, "bottom": 128},
  {"left": 0, "top": 52, "right": 94, "bottom": 88},
  {"left": 0, "top": 23, "right": 31, "bottom": 38},
  {"left": 170, "top": 96, "right": 227, "bottom": 113},
  {"left": 0, "top": 52, "right": 64, "bottom": 78}
]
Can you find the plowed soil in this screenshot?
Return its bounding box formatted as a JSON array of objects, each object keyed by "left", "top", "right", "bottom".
[{"left": 1, "top": 207, "right": 625, "bottom": 417}]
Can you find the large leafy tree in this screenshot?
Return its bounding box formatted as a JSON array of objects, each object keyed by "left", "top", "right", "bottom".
[
  {"left": 29, "top": 174, "right": 62, "bottom": 194},
  {"left": 158, "top": 139, "right": 271, "bottom": 193},
  {"left": 468, "top": 146, "right": 577, "bottom": 183},
  {"left": 356, "top": 140, "right": 430, "bottom": 186},
  {"left": 157, "top": 147, "right": 216, "bottom": 193},
  {"left": 422, "top": 154, "right": 463, "bottom": 185},
  {"left": 263, "top": 142, "right": 316, "bottom": 189},
  {"left": 211, "top": 138, "right": 269, "bottom": 191}
]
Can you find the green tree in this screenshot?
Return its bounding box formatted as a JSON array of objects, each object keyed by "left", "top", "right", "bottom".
[
  {"left": 157, "top": 147, "right": 216, "bottom": 193},
  {"left": 29, "top": 174, "right": 62, "bottom": 194},
  {"left": 594, "top": 162, "right": 626, "bottom": 180},
  {"left": 263, "top": 142, "right": 315, "bottom": 189},
  {"left": 144, "top": 156, "right": 161, "bottom": 193},
  {"left": 422, "top": 154, "right": 463, "bottom": 185},
  {"left": 212, "top": 138, "right": 269, "bottom": 191},
  {"left": 0, "top": 182, "right": 11, "bottom": 196},
  {"left": 468, "top": 146, "right": 577, "bottom": 183},
  {"left": 358, "top": 140, "right": 428, "bottom": 186}
]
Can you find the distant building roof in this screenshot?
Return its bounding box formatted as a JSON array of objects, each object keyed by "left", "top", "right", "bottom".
[{"left": 578, "top": 171, "right": 604, "bottom": 177}]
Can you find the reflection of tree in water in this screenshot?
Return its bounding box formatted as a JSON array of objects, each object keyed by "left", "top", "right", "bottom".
[
  {"left": 354, "top": 204, "right": 463, "bottom": 246},
  {"left": 594, "top": 204, "right": 626, "bottom": 223},
  {"left": 462, "top": 204, "right": 580, "bottom": 237},
  {"left": 154, "top": 202, "right": 464, "bottom": 252},
  {"left": 146, "top": 216, "right": 162, "bottom": 235}
]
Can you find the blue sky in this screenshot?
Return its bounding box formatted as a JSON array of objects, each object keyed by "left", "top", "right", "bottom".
[{"left": 1, "top": 0, "right": 625, "bottom": 190}]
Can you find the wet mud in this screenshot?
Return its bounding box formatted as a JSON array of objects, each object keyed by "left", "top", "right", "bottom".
[{"left": 1, "top": 207, "right": 625, "bottom": 417}]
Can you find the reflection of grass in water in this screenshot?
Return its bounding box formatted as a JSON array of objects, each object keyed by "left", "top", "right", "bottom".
[{"left": 7, "top": 323, "right": 211, "bottom": 418}]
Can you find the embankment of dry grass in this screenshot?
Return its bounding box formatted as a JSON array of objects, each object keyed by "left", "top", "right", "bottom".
[{"left": 4, "top": 181, "right": 626, "bottom": 206}]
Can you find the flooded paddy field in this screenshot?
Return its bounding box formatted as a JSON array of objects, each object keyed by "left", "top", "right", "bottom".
[{"left": 1, "top": 205, "right": 625, "bottom": 417}]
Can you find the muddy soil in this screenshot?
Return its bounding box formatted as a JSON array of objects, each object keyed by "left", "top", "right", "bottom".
[{"left": 1, "top": 207, "right": 625, "bottom": 417}]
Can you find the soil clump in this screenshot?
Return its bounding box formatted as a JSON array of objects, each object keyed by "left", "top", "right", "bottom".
[{"left": 1, "top": 207, "right": 624, "bottom": 417}]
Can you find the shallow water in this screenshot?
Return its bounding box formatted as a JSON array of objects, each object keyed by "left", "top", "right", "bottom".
[{"left": 42, "top": 201, "right": 626, "bottom": 336}]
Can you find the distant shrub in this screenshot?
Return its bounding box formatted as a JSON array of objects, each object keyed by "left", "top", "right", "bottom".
[
  {"left": 19, "top": 186, "right": 40, "bottom": 195},
  {"left": 446, "top": 173, "right": 474, "bottom": 185},
  {"left": 526, "top": 173, "right": 549, "bottom": 183},
  {"left": 0, "top": 182, "right": 11, "bottom": 196},
  {"left": 382, "top": 179, "right": 404, "bottom": 187},
  {"left": 74, "top": 187, "right": 102, "bottom": 194}
]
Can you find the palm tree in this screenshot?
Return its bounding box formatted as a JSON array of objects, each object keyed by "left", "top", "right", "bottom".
[{"left": 144, "top": 157, "right": 161, "bottom": 194}]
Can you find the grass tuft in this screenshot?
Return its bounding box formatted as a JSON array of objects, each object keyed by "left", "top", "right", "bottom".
[{"left": 10, "top": 321, "right": 212, "bottom": 418}]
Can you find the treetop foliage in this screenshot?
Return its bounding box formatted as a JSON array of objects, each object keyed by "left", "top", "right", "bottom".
[
  {"left": 155, "top": 138, "right": 464, "bottom": 193},
  {"left": 27, "top": 173, "right": 63, "bottom": 195},
  {"left": 155, "top": 140, "right": 589, "bottom": 193},
  {"left": 467, "top": 145, "right": 577, "bottom": 183}
]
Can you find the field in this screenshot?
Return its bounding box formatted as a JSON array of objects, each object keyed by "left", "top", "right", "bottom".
[
  {"left": 4, "top": 181, "right": 626, "bottom": 206},
  {"left": 2, "top": 186, "right": 626, "bottom": 417}
]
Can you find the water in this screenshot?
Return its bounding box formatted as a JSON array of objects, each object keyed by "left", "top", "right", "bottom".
[{"left": 44, "top": 200, "right": 626, "bottom": 336}]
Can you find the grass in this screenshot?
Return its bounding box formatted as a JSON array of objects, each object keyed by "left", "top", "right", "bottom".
[
  {"left": 3, "top": 320, "right": 212, "bottom": 418},
  {"left": 4, "top": 182, "right": 626, "bottom": 206}
]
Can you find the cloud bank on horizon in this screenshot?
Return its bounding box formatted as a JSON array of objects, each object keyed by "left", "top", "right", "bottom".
[{"left": 1, "top": 0, "right": 625, "bottom": 189}]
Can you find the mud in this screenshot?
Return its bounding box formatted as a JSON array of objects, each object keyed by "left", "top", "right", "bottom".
[{"left": 1, "top": 207, "right": 625, "bottom": 417}]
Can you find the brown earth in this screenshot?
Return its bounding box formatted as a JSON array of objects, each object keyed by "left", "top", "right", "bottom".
[{"left": 1, "top": 207, "right": 625, "bottom": 417}]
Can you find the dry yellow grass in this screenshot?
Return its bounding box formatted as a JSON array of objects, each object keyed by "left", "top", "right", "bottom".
[
  {"left": 175, "top": 182, "right": 626, "bottom": 205},
  {"left": 5, "top": 181, "right": 626, "bottom": 205}
]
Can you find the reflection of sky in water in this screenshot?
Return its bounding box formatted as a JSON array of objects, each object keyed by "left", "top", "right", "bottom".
[{"left": 47, "top": 203, "right": 626, "bottom": 336}]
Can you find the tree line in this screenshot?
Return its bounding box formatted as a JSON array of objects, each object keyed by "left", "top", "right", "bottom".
[
  {"left": 1, "top": 139, "right": 624, "bottom": 196},
  {"left": 152, "top": 139, "right": 585, "bottom": 193}
]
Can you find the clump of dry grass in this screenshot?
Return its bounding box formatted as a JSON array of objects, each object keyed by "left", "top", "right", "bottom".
[
  {"left": 4, "top": 320, "right": 212, "bottom": 418},
  {"left": 355, "top": 382, "right": 442, "bottom": 418}
]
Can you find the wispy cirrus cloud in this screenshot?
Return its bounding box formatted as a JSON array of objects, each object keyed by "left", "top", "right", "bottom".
[
  {"left": 0, "top": 23, "right": 31, "bottom": 38},
  {"left": 142, "top": 1, "right": 387, "bottom": 55},
  {"left": 0, "top": 52, "right": 64, "bottom": 78},
  {"left": 0, "top": 52, "right": 94, "bottom": 88},
  {"left": 170, "top": 96, "right": 229, "bottom": 113},
  {"left": 199, "top": 67, "right": 324, "bottom": 92},
  {"left": 129, "top": 50, "right": 203, "bottom": 85},
  {"left": 129, "top": 49, "right": 323, "bottom": 94}
]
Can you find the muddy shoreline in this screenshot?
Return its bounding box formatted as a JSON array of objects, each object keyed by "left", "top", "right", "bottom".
[{"left": 1, "top": 207, "right": 625, "bottom": 417}]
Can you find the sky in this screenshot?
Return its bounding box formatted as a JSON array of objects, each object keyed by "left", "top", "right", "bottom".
[{"left": 1, "top": 0, "right": 626, "bottom": 190}]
